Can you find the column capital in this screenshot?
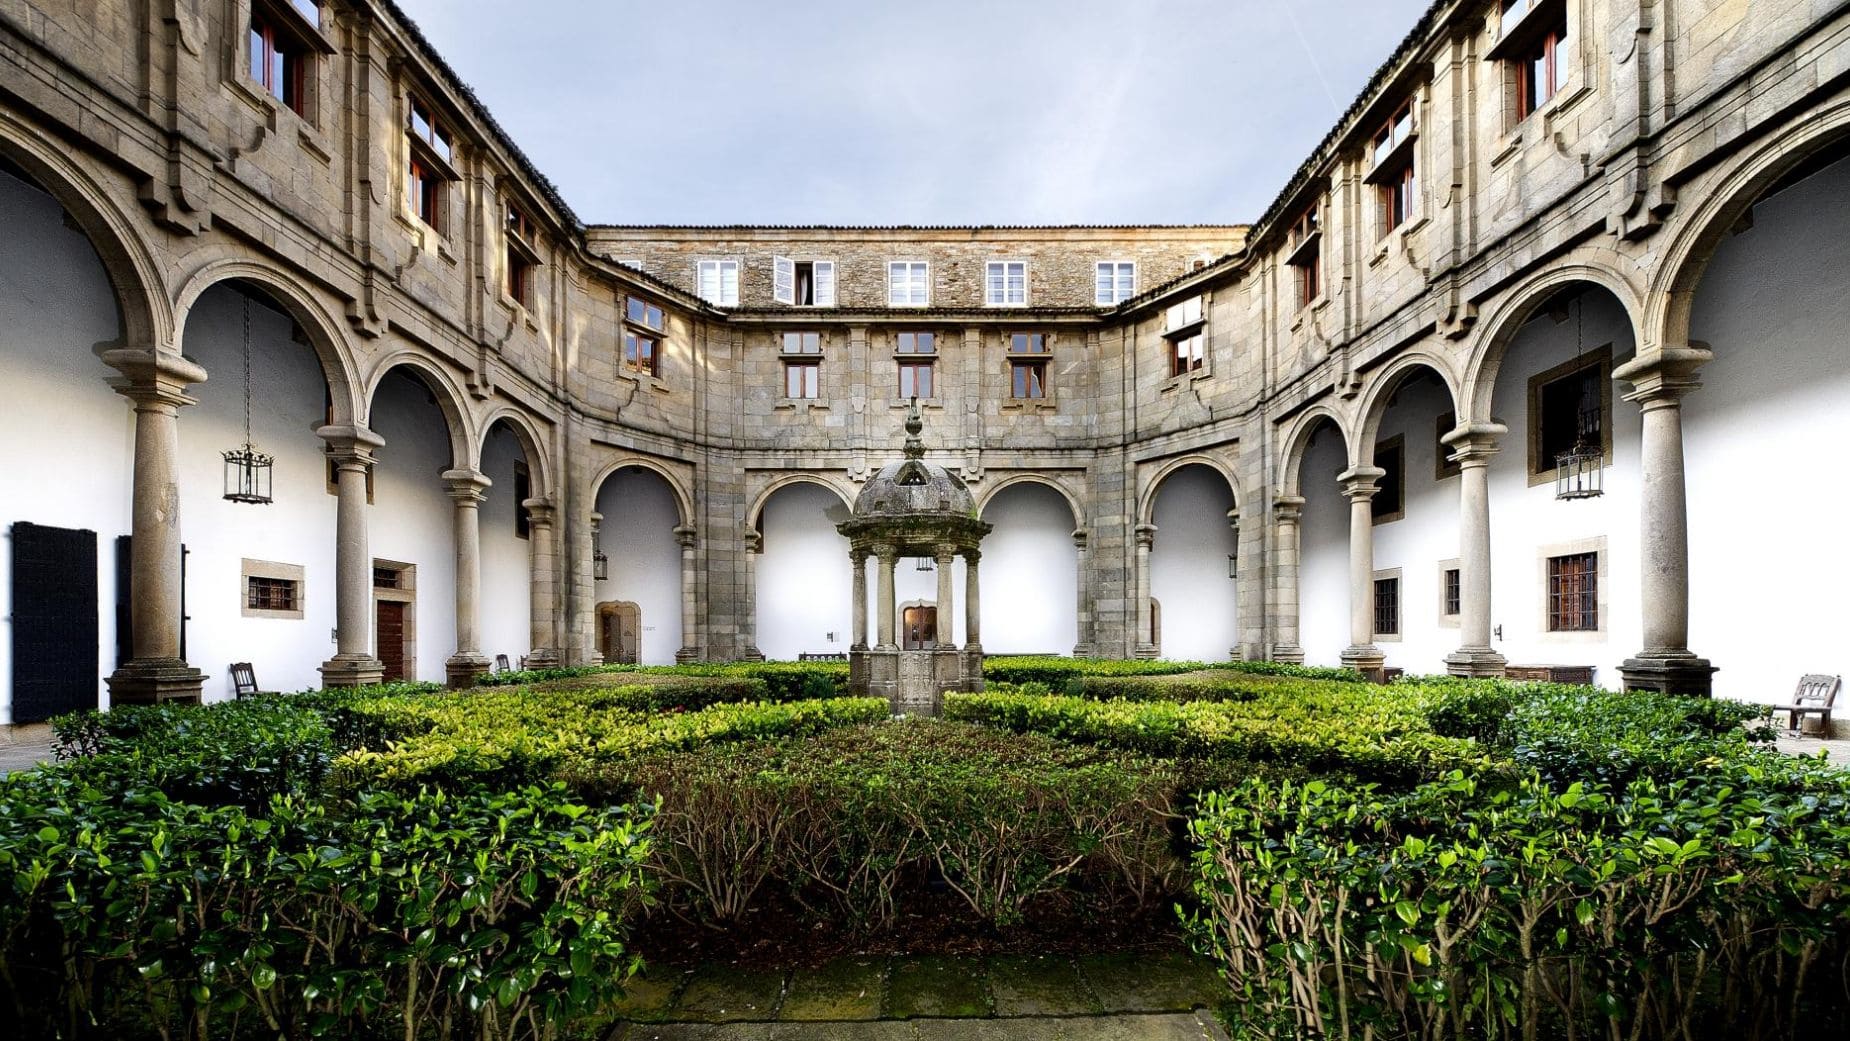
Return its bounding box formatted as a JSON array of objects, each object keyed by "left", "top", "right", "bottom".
[
  {"left": 317, "top": 424, "right": 385, "bottom": 466},
  {"left": 933, "top": 543, "right": 958, "bottom": 562},
  {"left": 873, "top": 542, "right": 899, "bottom": 562},
  {"left": 102, "top": 347, "right": 207, "bottom": 409},
  {"left": 1337, "top": 466, "right": 1386, "bottom": 502},
  {"left": 961, "top": 548, "right": 981, "bottom": 566},
  {"left": 746, "top": 531, "right": 763, "bottom": 554},
  {"left": 1134, "top": 523, "right": 1157, "bottom": 550},
  {"left": 523, "top": 497, "right": 557, "bottom": 527},
  {"left": 442, "top": 468, "right": 491, "bottom": 503},
  {"left": 1226, "top": 508, "right": 1240, "bottom": 530},
  {"left": 674, "top": 525, "right": 698, "bottom": 548},
  {"left": 1615, "top": 345, "right": 1713, "bottom": 407},
  {"left": 1071, "top": 528, "right": 1088, "bottom": 549},
  {"left": 1273, "top": 493, "right": 1306, "bottom": 523},
  {"left": 1440, "top": 421, "right": 1509, "bottom": 466}
]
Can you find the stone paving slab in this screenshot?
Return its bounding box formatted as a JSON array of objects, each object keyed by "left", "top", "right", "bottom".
[
  {"left": 676, "top": 964, "right": 789, "bottom": 1023},
  {"left": 783, "top": 957, "right": 886, "bottom": 1021},
  {"left": 0, "top": 723, "right": 55, "bottom": 775},
  {"left": 1072, "top": 951, "right": 1221, "bottom": 1014},
  {"left": 986, "top": 955, "right": 1101, "bottom": 1017},
  {"left": 612, "top": 1011, "right": 1230, "bottom": 1040},
  {"left": 884, "top": 955, "right": 991, "bottom": 1019}
]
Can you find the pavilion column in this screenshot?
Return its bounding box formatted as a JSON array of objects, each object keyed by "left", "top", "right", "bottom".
[
  {"left": 850, "top": 548, "right": 869, "bottom": 650},
  {"left": 1339, "top": 466, "right": 1386, "bottom": 677},
  {"left": 1071, "top": 529, "right": 1095, "bottom": 658},
  {"left": 103, "top": 348, "right": 209, "bottom": 704},
  {"left": 934, "top": 545, "right": 956, "bottom": 648},
  {"left": 1226, "top": 509, "right": 1242, "bottom": 660},
  {"left": 674, "top": 525, "right": 699, "bottom": 662},
  {"left": 524, "top": 500, "right": 561, "bottom": 668},
  {"left": 1269, "top": 495, "right": 1306, "bottom": 662},
  {"left": 741, "top": 532, "right": 765, "bottom": 661},
  {"left": 1615, "top": 347, "right": 1717, "bottom": 696},
  {"left": 1133, "top": 524, "right": 1157, "bottom": 658},
  {"left": 442, "top": 469, "right": 492, "bottom": 688},
  {"left": 317, "top": 424, "right": 387, "bottom": 687},
  {"left": 1443, "top": 423, "right": 1509, "bottom": 678},
  {"left": 875, "top": 545, "right": 899, "bottom": 651},
  {"left": 963, "top": 550, "right": 982, "bottom": 653}
]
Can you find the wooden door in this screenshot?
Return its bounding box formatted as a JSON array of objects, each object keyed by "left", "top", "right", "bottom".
[
  {"left": 376, "top": 600, "right": 407, "bottom": 682},
  {"left": 10, "top": 522, "right": 98, "bottom": 722},
  {"left": 598, "top": 602, "right": 641, "bottom": 664},
  {"left": 902, "top": 605, "right": 937, "bottom": 650}
]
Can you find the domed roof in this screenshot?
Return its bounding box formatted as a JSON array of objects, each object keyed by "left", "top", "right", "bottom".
[{"left": 851, "top": 402, "right": 975, "bottom": 519}]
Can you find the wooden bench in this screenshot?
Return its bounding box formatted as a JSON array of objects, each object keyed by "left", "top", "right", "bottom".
[
  {"left": 1505, "top": 665, "right": 1596, "bottom": 685},
  {"left": 798, "top": 652, "right": 848, "bottom": 662},
  {"left": 1770, "top": 674, "right": 1840, "bottom": 736}
]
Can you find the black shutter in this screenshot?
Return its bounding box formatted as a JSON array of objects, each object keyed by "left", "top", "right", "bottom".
[
  {"left": 11, "top": 522, "right": 99, "bottom": 722},
  {"left": 115, "top": 535, "right": 133, "bottom": 665}
]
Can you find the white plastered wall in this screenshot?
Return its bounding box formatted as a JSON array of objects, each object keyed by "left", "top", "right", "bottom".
[
  {"left": 1148, "top": 466, "right": 1238, "bottom": 661},
  {"left": 977, "top": 483, "right": 1075, "bottom": 654},
  {"left": 368, "top": 371, "right": 458, "bottom": 684},
  {"left": 1367, "top": 372, "right": 1462, "bottom": 675},
  {"left": 1299, "top": 426, "right": 1352, "bottom": 666},
  {"left": 479, "top": 424, "right": 532, "bottom": 665},
  {"left": 593, "top": 468, "right": 682, "bottom": 665},
  {"left": 0, "top": 167, "right": 131, "bottom": 721},
  {"left": 756, "top": 483, "right": 852, "bottom": 660}
]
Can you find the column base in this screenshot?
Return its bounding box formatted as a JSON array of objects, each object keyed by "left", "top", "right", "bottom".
[
  {"left": 674, "top": 647, "right": 701, "bottom": 664},
  {"left": 1620, "top": 652, "right": 1716, "bottom": 697},
  {"left": 1071, "top": 643, "right": 1096, "bottom": 659},
  {"left": 1133, "top": 643, "right": 1158, "bottom": 660},
  {"left": 1445, "top": 647, "right": 1509, "bottom": 679},
  {"left": 524, "top": 649, "right": 562, "bottom": 670},
  {"left": 106, "top": 658, "right": 206, "bottom": 706},
  {"left": 1270, "top": 644, "right": 1305, "bottom": 664},
  {"left": 1341, "top": 645, "right": 1386, "bottom": 680},
  {"left": 319, "top": 655, "right": 385, "bottom": 689},
  {"left": 1227, "top": 647, "right": 1245, "bottom": 662},
  {"left": 741, "top": 647, "right": 766, "bottom": 662},
  {"left": 445, "top": 653, "right": 491, "bottom": 690}
]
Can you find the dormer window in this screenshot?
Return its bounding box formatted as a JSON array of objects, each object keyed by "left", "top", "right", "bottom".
[
  {"left": 1285, "top": 207, "right": 1322, "bottom": 309},
  {"left": 1367, "top": 98, "right": 1417, "bottom": 238},
  {"left": 774, "top": 257, "right": 836, "bottom": 307},
  {"left": 248, "top": 1, "right": 323, "bottom": 116},
  {"left": 505, "top": 203, "right": 540, "bottom": 307},
  {"left": 405, "top": 96, "right": 457, "bottom": 234}
]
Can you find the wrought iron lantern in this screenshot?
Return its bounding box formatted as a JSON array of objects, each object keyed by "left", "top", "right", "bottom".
[
  {"left": 593, "top": 547, "right": 610, "bottom": 581},
  {"left": 1554, "top": 408, "right": 1604, "bottom": 500},
  {"left": 222, "top": 297, "right": 274, "bottom": 504},
  {"left": 1228, "top": 553, "right": 1238, "bottom": 579}
]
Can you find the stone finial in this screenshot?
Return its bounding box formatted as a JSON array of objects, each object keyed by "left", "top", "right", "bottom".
[{"left": 903, "top": 397, "right": 925, "bottom": 460}]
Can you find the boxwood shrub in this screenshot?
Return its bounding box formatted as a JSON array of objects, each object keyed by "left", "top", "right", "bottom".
[
  {"left": 981, "top": 656, "right": 1365, "bottom": 686},
  {"left": 477, "top": 660, "right": 848, "bottom": 700}
]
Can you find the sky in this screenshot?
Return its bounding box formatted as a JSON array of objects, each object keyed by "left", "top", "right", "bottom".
[{"left": 393, "top": 0, "right": 1434, "bottom": 226}]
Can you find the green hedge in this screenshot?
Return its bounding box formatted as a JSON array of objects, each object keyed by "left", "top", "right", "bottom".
[
  {"left": 476, "top": 660, "right": 849, "bottom": 699},
  {"left": 980, "top": 655, "right": 1364, "bottom": 685}
]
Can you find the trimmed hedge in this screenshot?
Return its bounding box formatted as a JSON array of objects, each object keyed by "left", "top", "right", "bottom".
[
  {"left": 981, "top": 655, "right": 1364, "bottom": 685},
  {"left": 476, "top": 660, "right": 848, "bottom": 700}
]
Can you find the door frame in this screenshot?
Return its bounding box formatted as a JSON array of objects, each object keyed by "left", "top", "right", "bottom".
[{"left": 372, "top": 559, "right": 417, "bottom": 682}]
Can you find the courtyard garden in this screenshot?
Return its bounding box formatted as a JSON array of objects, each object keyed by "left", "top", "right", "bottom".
[{"left": 1, "top": 658, "right": 1846, "bottom": 1039}]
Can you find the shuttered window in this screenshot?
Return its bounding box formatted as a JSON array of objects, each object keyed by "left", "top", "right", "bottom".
[{"left": 1548, "top": 552, "right": 1598, "bottom": 631}]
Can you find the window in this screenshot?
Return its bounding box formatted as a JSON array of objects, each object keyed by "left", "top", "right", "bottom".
[
  {"left": 1165, "top": 296, "right": 1204, "bottom": 333},
  {"left": 1372, "top": 437, "right": 1405, "bottom": 523},
  {"left": 247, "top": 576, "right": 298, "bottom": 612},
  {"left": 986, "top": 261, "right": 1028, "bottom": 307},
  {"left": 504, "top": 203, "right": 539, "bottom": 306},
  {"left": 1547, "top": 552, "right": 1598, "bottom": 631},
  {"left": 408, "top": 97, "right": 453, "bottom": 165},
  {"left": 1368, "top": 98, "right": 1418, "bottom": 238},
  {"left": 696, "top": 260, "right": 739, "bottom": 306},
  {"left": 783, "top": 360, "right": 820, "bottom": 399},
  {"left": 1500, "top": 0, "right": 1570, "bottom": 121},
  {"left": 1434, "top": 411, "right": 1463, "bottom": 480},
  {"left": 404, "top": 97, "right": 455, "bottom": 233},
  {"left": 1374, "top": 577, "right": 1401, "bottom": 637},
  {"left": 898, "top": 360, "right": 934, "bottom": 399},
  {"left": 774, "top": 257, "right": 836, "bottom": 307},
  {"left": 889, "top": 262, "right": 930, "bottom": 307},
  {"left": 248, "top": 4, "right": 312, "bottom": 115},
  {"left": 408, "top": 158, "right": 443, "bottom": 230},
  {"left": 781, "top": 331, "right": 821, "bottom": 354},
  {"left": 1443, "top": 567, "right": 1462, "bottom": 618},
  {"left": 1286, "top": 207, "right": 1322, "bottom": 309},
  {"left": 513, "top": 461, "right": 531, "bottom": 540},
  {"left": 372, "top": 566, "right": 401, "bottom": 589},
  {"left": 1170, "top": 333, "right": 1205, "bottom": 377},
  {"left": 1008, "top": 332, "right": 1049, "bottom": 399},
  {"left": 1096, "top": 261, "right": 1136, "bottom": 305},
  {"left": 623, "top": 297, "right": 664, "bottom": 377},
  {"left": 895, "top": 331, "right": 935, "bottom": 354},
  {"left": 1526, "top": 346, "right": 1610, "bottom": 481}
]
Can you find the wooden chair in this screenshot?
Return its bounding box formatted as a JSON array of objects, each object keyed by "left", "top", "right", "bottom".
[
  {"left": 228, "top": 662, "right": 273, "bottom": 699},
  {"left": 495, "top": 654, "right": 511, "bottom": 673},
  {"left": 1770, "top": 674, "right": 1840, "bottom": 736}
]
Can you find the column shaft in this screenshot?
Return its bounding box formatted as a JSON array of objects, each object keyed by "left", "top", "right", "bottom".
[
  {"left": 1071, "top": 530, "right": 1093, "bottom": 657},
  {"left": 876, "top": 550, "right": 898, "bottom": 650},
  {"left": 318, "top": 425, "right": 386, "bottom": 687},
  {"left": 1443, "top": 425, "right": 1507, "bottom": 677},
  {"left": 443, "top": 470, "right": 490, "bottom": 688},
  {"left": 675, "top": 525, "right": 699, "bottom": 662},
  {"left": 741, "top": 533, "right": 765, "bottom": 660},
  {"left": 526, "top": 501, "right": 560, "bottom": 667},
  {"left": 1133, "top": 525, "right": 1156, "bottom": 658},
  {"left": 934, "top": 548, "right": 955, "bottom": 648},
  {"left": 851, "top": 551, "right": 869, "bottom": 650},
  {"left": 963, "top": 553, "right": 982, "bottom": 651},
  {"left": 1271, "top": 497, "right": 1305, "bottom": 662},
  {"left": 1338, "top": 467, "right": 1386, "bottom": 675}
]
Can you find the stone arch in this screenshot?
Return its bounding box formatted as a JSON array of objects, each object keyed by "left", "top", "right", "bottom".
[
  {"left": 1460, "top": 261, "right": 1642, "bottom": 424},
  {"left": 1276, "top": 405, "right": 1352, "bottom": 498},
  {"left": 362, "top": 353, "right": 477, "bottom": 471},
  {"left": 479, "top": 406, "right": 553, "bottom": 501},
  {"left": 172, "top": 258, "right": 364, "bottom": 427},
  {"left": 1646, "top": 98, "right": 1850, "bottom": 352},
  {"left": 1353, "top": 352, "right": 1462, "bottom": 466},
  {"left": 976, "top": 473, "right": 1084, "bottom": 528},
  {"left": 746, "top": 473, "right": 855, "bottom": 530},
  {"left": 590, "top": 455, "right": 694, "bottom": 528},
  {"left": 1137, "top": 454, "right": 1241, "bottom": 527},
  {"left": 0, "top": 113, "right": 170, "bottom": 351}
]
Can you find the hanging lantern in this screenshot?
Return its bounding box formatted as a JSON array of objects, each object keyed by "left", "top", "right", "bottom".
[
  {"left": 593, "top": 547, "right": 610, "bottom": 581},
  {"left": 223, "top": 296, "right": 274, "bottom": 504},
  {"left": 1555, "top": 406, "right": 1604, "bottom": 500}
]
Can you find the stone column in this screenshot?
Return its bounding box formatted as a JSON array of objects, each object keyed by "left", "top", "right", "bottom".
[
  {"left": 1339, "top": 466, "right": 1386, "bottom": 677},
  {"left": 740, "top": 532, "right": 765, "bottom": 661},
  {"left": 1442, "top": 423, "right": 1509, "bottom": 678},
  {"left": 875, "top": 546, "right": 899, "bottom": 650},
  {"left": 442, "top": 469, "right": 492, "bottom": 688},
  {"left": 1071, "top": 529, "right": 1095, "bottom": 657},
  {"left": 1615, "top": 347, "right": 1717, "bottom": 695},
  {"left": 934, "top": 544, "right": 956, "bottom": 648},
  {"left": 103, "top": 348, "right": 209, "bottom": 704},
  {"left": 674, "top": 525, "right": 699, "bottom": 662},
  {"left": 1270, "top": 495, "right": 1306, "bottom": 662},
  {"left": 850, "top": 548, "right": 869, "bottom": 650},
  {"left": 525, "top": 500, "right": 561, "bottom": 668},
  {"left": 317, "top": 424, "right": 387, "bottom": 687},
  {"left": 1225, "top": 510, "right": 1243, "bottom": 661},
  {"left": 963, "top": 550, "right": 982, "bottom": 652},
  {"left": 1133, "top": 524, "right": 1157, "bottom": 658}
]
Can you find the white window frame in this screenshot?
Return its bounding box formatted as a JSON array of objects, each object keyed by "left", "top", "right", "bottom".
[
  {"left": 1095, "top": 260, "right": 1137, "bottom": 305},
  {"left": 773, "top": 256, "right": 836, "bottom": 307},
  {"left": 888, "top": 261, "right": 931, "bottom": 307},
  {"left": 985, "top": 260, "right": 1029, "bottom": 307},
  {"left": 696, "top": 259, "right": 739, "bottom": 306}
]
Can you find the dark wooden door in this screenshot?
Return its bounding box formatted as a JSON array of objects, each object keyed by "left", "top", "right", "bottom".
[
  {"left": 11, "top": 522, "right": 99, "bottom": 722},
  {"left": 376, "top": 600, "right": 407, "bottom": 682},
  {"left": 902, "top": 606, "right": 937, "bottom": 650}
]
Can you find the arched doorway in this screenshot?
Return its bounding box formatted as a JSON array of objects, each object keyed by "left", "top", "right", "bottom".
[
  {"left": 1296, "top": 417, "right": 1352, "bottom": 668},
  {"left": 592, "top": 466, "right": 683, "bottom": 665},
  {"left": 755, "top": 481, "right": 852, "bottom": 661},
  {"left": 977, "top": 480, "right": 1077, "bottom": 655},
  {"left": 1146, "top": 465, "right": 1238, "bottom": 661},
  {"left": 480, "top": 418, "right": 539, "bottom": 667}
]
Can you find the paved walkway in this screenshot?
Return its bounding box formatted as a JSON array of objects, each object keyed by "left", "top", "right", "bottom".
[
  {"left": 600, "top": 952, "right": 1228, "bottom": 1041},
  {"left": 0, "top": 723, "right": 55, "bottom": 775}
]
